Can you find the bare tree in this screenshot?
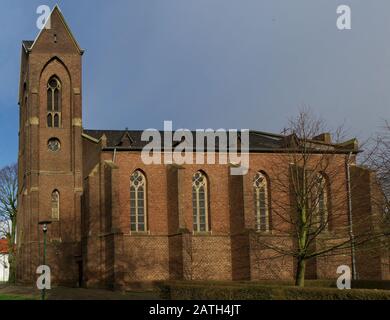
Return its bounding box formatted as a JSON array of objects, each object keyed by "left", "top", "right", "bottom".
[
  {"left": 0, "top": 164, "right": 18, "bottom": 284},
  {"left": 254, "top": 109, "right": 389, "bottom": 287},
  {"left": 369, "top": 121, "right": 390, "bottom": 218}
]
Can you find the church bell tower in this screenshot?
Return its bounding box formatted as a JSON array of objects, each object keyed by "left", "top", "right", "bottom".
[{"left": 16, "top": 6, "right": 83, "bottom": 286}]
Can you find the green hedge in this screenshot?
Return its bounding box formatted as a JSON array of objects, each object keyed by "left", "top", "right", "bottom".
[
  {"left": 352, "top": 280, "right": 390, "bottom": 291},
  {"left": 158, "top": 282, "right": 390, "bottom": 300},
  {"left": 158, "top": 280, "right": 336, "bottom": 288}
]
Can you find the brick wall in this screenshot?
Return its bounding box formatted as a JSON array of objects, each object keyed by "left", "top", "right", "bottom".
[
  {"left": 17, "top": 8, "right": 388, "bottom": 288},
  {"left": 350, "top": 166, "right": 390, "bottom": 280},
  {"left": 78, "top": 149, "right": 386, "bottom": 288},
  {"left": 16, "top": 8, "right": 83, "bottom": 286}
]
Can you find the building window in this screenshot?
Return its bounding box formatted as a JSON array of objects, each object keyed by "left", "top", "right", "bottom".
[
  {"left": 253, "top": 172, "right": 270, "bottom": 232},
  {"left": 192, "top": 171, "right": 209, "bottom": 232},
  {"left": 130, "top": 170, "right": 147, "bottom": 232},
  {"left": 315, "top": 173, "right": 329, "bottom": 230},
  {"left": 47, "top": 77, "right": 61, "bottom": 128},
  {"left": 48, "top": 138, "right": 61, "bottom": 152},
  {"left": 51, "top": 190, "right": 60, "bottom": 220}
]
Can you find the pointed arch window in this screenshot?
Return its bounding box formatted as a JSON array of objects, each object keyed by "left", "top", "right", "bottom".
[
  {"left": 254, "top": 172, "right": 270, "bottom": 232},
  {"left": 130, "top": 170, "right": 147, "bottom": 232},
  {"left": 47, "top": 77, "right": 61, "bottom": 128},
  {"left": 315, "top": 173, "right": 329, "bottom": 230},
  {"left": 51, "top": 190, "right": 60, "bottom": 221},
  {"left": 192, "top": 171, "right": 209, "bottom": 232}
]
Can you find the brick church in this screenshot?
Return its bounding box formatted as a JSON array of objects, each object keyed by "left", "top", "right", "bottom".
[{"left": 16, "top": 6, "right": 389, "bottom": 288}]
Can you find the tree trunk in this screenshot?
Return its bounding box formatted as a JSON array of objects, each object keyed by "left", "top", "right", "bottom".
[
  {"left": 7, "top": 250, "right": 16, "bottom": 284},
  {"left": 295, "top": 258, "right": 306, "bottom": 287},
  {"left": 7, "top": 216, "right": 17, "bottom": 284}
]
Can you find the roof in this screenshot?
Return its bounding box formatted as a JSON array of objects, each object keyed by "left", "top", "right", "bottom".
[
  {"left": 22, "top": 40, "right": 34, "bottom": 51},
  {"left": 21, "top": 5, "right": 83, "bottom": 54},
  {"left": 82, "top": 129, "right": 358, "bottom": 153},
  {"left": 0, "top": 239, "right": 8, "bottom": 255},
  {"left": 83, "top": 129, "right": 287, "bottom": 151}
]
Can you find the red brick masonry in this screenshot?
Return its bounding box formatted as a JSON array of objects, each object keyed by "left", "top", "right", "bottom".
[{"left": 16, "top": 7, "right": 389, "bottom": 288}]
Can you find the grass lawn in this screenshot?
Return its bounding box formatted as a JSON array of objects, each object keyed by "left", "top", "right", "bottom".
[
  {"left": 0, "top": 285, "right": 160, "bottom": 300},
  {"left": 0, "top": 294, "right": 34, "bottom": 300}
]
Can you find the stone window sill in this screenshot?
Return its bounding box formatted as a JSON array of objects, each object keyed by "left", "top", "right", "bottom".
[
  {"left": 129, "top": 231, "right": 150, "bottom": 236},
  {"left": 255, "top": 230, "right": 273, "bottom": 236},
  {"left": 193, "top": 231, "right": 212, "bottom": 236}
]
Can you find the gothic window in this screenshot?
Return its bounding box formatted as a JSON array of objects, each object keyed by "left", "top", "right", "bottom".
[
  {"left": 130, "top": 170, "right": 147, "bottom": 232},
  {"left": 47, "top": 114, "right": 52, "bottom": 127},
  {"left": 47, "top": 77, "right": 61, "bottom": 128},
  {"left": 51, "top": 190, "right": 60, "bottom": 220},
  {"left": 315, "top": 173, "right": 329, "bottom": 230},
  {"left": 192, "top": 171, "right": 209, "bottom": 232},
  {"left": 253, "top": 172, "right": 270, "bottom": 232}
]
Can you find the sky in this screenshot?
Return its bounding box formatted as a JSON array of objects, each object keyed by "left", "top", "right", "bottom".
[{"left": 0, "top": 0, "right": 389, "bottom": 167}]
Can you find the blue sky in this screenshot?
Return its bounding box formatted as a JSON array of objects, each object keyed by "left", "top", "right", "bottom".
[{"left": 0, "top": 0, "right": 389, "bottom": 167}]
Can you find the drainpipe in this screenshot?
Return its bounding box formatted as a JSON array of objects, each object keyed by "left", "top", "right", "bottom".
[
  {"left": 346, "top": 152, "right": 357, "bottom": 280},
  {"left": 113, "top": 148, "right": 117, "bottom": 163}
]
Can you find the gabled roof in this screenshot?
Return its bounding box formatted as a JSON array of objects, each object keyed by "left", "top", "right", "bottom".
[
  {"left": 23, "top": 5, "right": 83, "bottom": 54},
  {"left": 83, "top": 129, "right": 359, "bottom": 153},
  {"left": 118, "top": 131, "right": 134, "bottom": 147},
  {"left": 0, "top": 239, "right": 8, "bottom": 254},
  {"left": 22, "top": 40, "right": 34, "bottom": 51}
]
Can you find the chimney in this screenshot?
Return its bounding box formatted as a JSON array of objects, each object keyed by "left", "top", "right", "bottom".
[
  {"left": 313, "top": 133, "right": 332, "bottom": 144},
  {"left": 100, "top": 134, "right": 107, "bottom": 148}
]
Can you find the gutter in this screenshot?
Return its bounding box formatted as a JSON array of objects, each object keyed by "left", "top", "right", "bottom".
[
  {"left": 346, "top": 152, "right": 357, "bottom": 280},
  {"left": 101, "top": 147, "right": 360, "bottom": 155}
]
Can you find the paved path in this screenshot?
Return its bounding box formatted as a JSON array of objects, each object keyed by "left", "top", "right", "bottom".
[{"left": 0, "top": 284, "right": 161, "bottom": 300}]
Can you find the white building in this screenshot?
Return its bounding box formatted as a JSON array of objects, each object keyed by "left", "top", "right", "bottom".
[{"left": 0, "top": 239, "right": 9, "bottom": 282}]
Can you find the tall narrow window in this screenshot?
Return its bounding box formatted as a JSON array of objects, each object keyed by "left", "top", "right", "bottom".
[
  {"left": 51, "top": 190, "right": 60, "bottom": 220},
  {"left": 47, "top": 114, "right": 53, "bottom": 128},
  {"left": 315, "top": 173, "right": 329, "bottom": 230},
  {"left": 254, "top": 172, "right": 270, "bottom": 232},
  {"left": 130, "top": 170, "right": 147, "bottom": 232},
  {"left": 47, "top": 77, "right": 61, "bottom": 128},
  {"left": 192, "top": 171, "right": 209, "bottom": 232},
  {"left": 54, "top": 114, "right": 59, "bottom": 127}
]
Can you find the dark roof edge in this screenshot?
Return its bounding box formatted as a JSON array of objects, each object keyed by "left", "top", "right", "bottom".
[{"left": 101, "top": 147, "right": 360, "bottom": 154}]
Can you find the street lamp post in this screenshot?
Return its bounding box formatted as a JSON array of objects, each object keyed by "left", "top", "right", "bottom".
[{"left": 38, "top": 221, "right": 51, "bottom": 300}]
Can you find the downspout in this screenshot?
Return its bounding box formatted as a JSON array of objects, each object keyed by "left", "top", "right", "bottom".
[
  {"left": 346, "top": 152, "right": 357, "bottom": 280},
  {"left": 113, "top": 148, "right": 117, "bottom": 164}
]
